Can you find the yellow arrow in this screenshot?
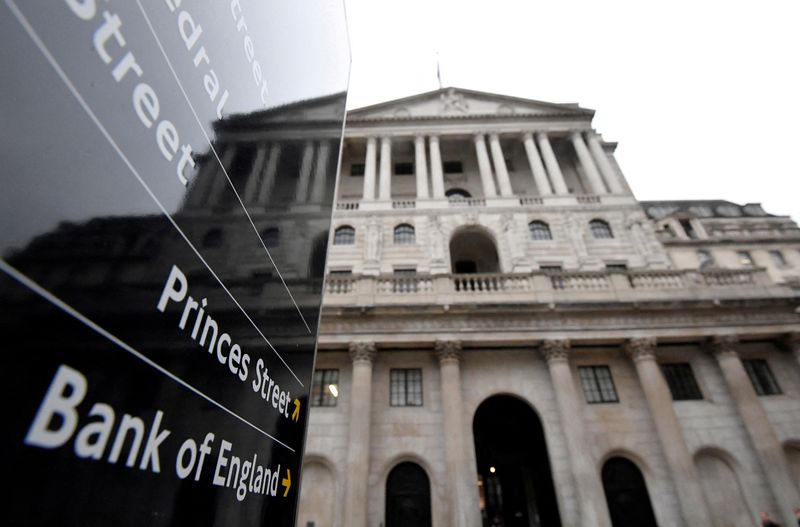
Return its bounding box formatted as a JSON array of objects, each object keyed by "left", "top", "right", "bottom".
[
  {"left": 292, "top": 399, "right": 300, "bottom": 422},
  {"left": 282, "top": 468, "right": 291, "bottom": 497}
]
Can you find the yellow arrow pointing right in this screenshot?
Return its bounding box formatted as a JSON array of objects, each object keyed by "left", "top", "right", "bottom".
[
  {"left": 282, "top": 468, "right": 291, "bottom": 497},
  {"left": 292, "top": 399, "right": 300, "bottom": 422}
]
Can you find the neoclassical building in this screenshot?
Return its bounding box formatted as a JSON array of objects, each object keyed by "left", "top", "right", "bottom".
[{"left": 297, "top": 88, "right": 800, "bottom": 527}]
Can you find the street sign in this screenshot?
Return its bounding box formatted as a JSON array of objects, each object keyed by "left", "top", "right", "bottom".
[{"left": 0, "top": 1, "right": 349, "bottom": 525}]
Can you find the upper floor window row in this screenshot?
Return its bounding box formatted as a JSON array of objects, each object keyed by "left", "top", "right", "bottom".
[
  {"left": 333, "top": 225, "right": 355, "bottom": 245},
  {"left": 528, "top": 221, "right": 552, "bottom": 240},
  {"left": 590, "top": 219, "right": 614, "bottom": 239},
  {"left": 394, "top": 224, "right": 415, "bottom": 244}
]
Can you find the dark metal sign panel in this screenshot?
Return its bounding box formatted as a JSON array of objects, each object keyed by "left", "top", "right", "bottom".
[{"left": 0, "top": 1, "right": 349, "bottom": 525}]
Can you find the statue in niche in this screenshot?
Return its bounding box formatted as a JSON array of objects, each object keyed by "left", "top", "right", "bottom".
[
  {"left": 429, "top": 217, "right": 446, "bottom": 262},
  {"left": 440, "top": 88, "right": 469, "bottom": 113},
  {"left": 502, "top": 214, "right": 524, "bottom": 263},
  {"left": 626, "top": 212, "right": 659, "bottom": 256},
  {"left": 365, "top": 218, "right": 382, "bottom": 262},
  {"left": 566, "top": 216, "right": 588, "bottom": 258}
]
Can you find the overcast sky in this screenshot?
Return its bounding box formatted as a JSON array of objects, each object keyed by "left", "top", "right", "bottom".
[{"left": 343, "top": 0, "right": 800, "bottom": 221}]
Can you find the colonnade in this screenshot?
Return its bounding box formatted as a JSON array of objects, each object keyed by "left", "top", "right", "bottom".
[
  {"left": 358, "top": 131, "right": 625, "bottom": 202},
  {"left": 340, "top": 334, "right": 800, "bottom": 527}
]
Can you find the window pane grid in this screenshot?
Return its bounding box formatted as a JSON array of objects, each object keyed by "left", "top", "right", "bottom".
[
  {"left": 333, "top": 226, "right": 355, "bottom": 245},
  {"left": 390, "top": 369, "right": 423, "bottom": 406},
  {"left": 394, "top": 224, "right": 415, "bottom": 244},
  {"left": 310, "top": 369, "right": 339, "bottom": 407},
  {"left": 743, "top": 359, "right": 781, "bottom": 396},
  {"left": 528, "top": 221, "right": 552, "bottom": 240},
  {"left": 579, "top": 366, "right": 619, "bottom": 403},
  {"left": 590, "top": 220, "right": 613, "bottom": 239},
  {"left": 660, "top": 363, "right": 702, "bottom": 400}
]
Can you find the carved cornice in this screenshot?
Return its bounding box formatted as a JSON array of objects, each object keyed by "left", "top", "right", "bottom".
[
  {"left": 708, "top": 334, "right": 739, "bottom": 358},
  {"left": 435, "top": 340, "right": 462, "bottom": 364},
  {"left": 625, "top": 337, "right": 658, "bottom": 362},
  {"left": 540, "top": 339, "right": 570, "bottom": 364},
  {"left": 348, "top": 341, "right": 376, "bottom": 364}
]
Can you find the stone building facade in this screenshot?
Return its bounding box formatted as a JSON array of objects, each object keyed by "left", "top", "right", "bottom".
[{"left": 297, "top": 88, "right": 800, "bottom": 527}]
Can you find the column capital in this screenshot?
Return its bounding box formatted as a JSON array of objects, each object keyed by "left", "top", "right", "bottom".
[
  {"left": 625, "top": 337, "right": 658, "bottom": 362},
  {"left": 707, "top": 334, "right": 739, "bottom": 358},
  {"left": 540, "top": 339, "right": 571, "bottom": 364},
  {"left": 349, "top": 341, "right": 376, "bottom": 364},
  {"left": 435, "top": 340, "right": 462, "bottom": 364},
  {"left": 521, "top": 131, "right": 534, "bottom": 141},
  {"left": 414, "top": 134, "right": 427, "bottom": 142}
]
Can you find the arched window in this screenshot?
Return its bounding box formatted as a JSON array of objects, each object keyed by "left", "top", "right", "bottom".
[
  {"left": 602, "top": 457, "right": 657, "bottom": 527},
  {"left": 393, "top": 224, "right": 415, "bottom": 244},
  {"left": 590, "top": 219, "right": 613, "bottom": 239},
  {"left": 446, "top": 188, "right": 471, "bottom": 200},
  {"left": 528, "top": 221, "right": 552, "bottom": 240},
  {"left": 202, "top": 228, "right": 223, "bottom": 248},
  {"left": 260, "top": 227, "right": 279, "bottom": 248},
  {"left": 333, "top": 225, "right": 355, "bottom": 245}
]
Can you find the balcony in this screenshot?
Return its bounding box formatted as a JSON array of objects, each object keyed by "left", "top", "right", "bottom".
[{"left": 323, "top": 268, "right": 795, "bottom": 308}]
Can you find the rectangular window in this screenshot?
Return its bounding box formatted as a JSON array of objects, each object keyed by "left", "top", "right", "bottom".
[
  {"left": 310, "top": 369, "right": 339, "bottom": 406},
  {"left": 578, "top": 365, "right": 619, "bottom": 403},
  {"left": 660, "top": 363, "right": 703, "bottom": 400},
  {"left": 742, "top": 359, "right": 781, "bottom": 396},
  {"left": 350, "top": 163, "right": 365, "bottom": 176},
  {"left": 679, "top": 219, "right": 698, "bottom": 239},
  {"left": 390, "top": 368, "right": 423, "bottom": 406},
  {"left": 393, "top": 267, "right": 417, "bottom": 293},
  {"left": 443, "top": 161, "right": 463, "bottom": 173},
  {"left": 769, "top": 250, "right": 788, "bottom": 268},
  {"left": 540, "top": 265, "right": 563, "bottom": 274},
  {"left": 394, "top": 162, "right": 413, "bottom": 175},
  {"left": 605, "top": 263, "right": 628, "bottom": 272},
  {"left": 737, "top": 251, "right": 754, "bottom": 267}
]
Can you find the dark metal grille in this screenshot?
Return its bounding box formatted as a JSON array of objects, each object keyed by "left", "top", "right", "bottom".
[
  {"left": 310, "top": 369, "right": 339, "bottom": 406},
  {"left": 660, "top": 363, "right": 703, "bottom": 400},
  {"left": 743, "top": 359, "right": 781, "bottom": 396},
  {"left": 578, "top": 366, "right": 619, "bottom": 403},
  {"left": 390, "top": 368, "right": 423, "bottom": 406}
]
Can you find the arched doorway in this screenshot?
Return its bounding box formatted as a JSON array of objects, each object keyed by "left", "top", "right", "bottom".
[
  {"left": 601, "top": 457, "right": 658, "bottom": 527},
  {"left": 385, "top": 462, "right": 432, "bottom": 527},
  {"left": 695, "top": 450, "right": 752, "bottom": 527},
  {"left": 473, "top": 395, "right": 561, "bottom": 527},
  {"left": 297, "top": 460, "right": 335, "bottom": 527},
  {"left": 450, "top": 227, "right": 500, "bottom": 274}
]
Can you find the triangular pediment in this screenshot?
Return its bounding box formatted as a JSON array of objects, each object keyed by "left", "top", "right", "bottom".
[{"left": 348, "top": 87, "right": 593, "bottom": 121}]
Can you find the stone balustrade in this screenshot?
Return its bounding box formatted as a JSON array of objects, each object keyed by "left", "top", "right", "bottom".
[{"left": 323, "top": 267, "right": 793, "bottom": 307}]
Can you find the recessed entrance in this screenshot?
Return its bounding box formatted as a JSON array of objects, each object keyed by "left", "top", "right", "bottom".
[
  {"left": 385, "top": 462, "right": 432, "bottom": 527},
  {"left": 450, "top": 227, "right": 500, "bottom": 274},
  {"left": 601, "top": 457, "right": 658, "bottom": 527},
  {"left": 473, "top": 395, "right": 562, "bottom": 527}
]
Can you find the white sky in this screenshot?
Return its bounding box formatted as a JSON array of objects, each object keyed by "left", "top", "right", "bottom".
[{"left": 343, "top": 0, "right": 800, "bottom": 221}]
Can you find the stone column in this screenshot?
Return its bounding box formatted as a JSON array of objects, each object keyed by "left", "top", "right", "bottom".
[
  {"left": 540, "top": 340, "right": 611, "bottom": 527},
  {"left": 243, "top": 144, "right": 267, "bottom": 203},
  {"left": 710, "top": 335, "right": 800, "bottom": 527},
  {"left": 473, "top": 133, "right": 497, "bottom": 198},
  {"left": 536, "top": 132, "right": 569, "bottom": 195},
  {"left": 436, "top": 340, "right": 480, "bottom": 527},
  {"left": 414, "top": 135, "right": 429, "bottom": 199},
  {"left": 294, "top": 141, "right": 315, "bottom": 203},
  {"left": 256, "top": 143, "right": 281, "bottom": 204},
  {"left": 362, "top": 137, "right": 377, "bottom": 201},
  {"left": 207, "top": 145, "right": 237, "bottom": 206},
  {"left": 586, "top": 133, "right": 624, "bottom": 194},
  {"left": 488, "top": 133, "right": 513, "bottom": 197},
  {"left": 522, "top": 133, "right": 552, "bottom": 196},
  {"left": 343, "top": 341, "right": 377, "bottom": 527},
  {"left": 378, "top": 136, "right": 392, "bottom": 201},
  {"left": 429, "top": 135, "right": 445, "bottom": 199},
  {"left": 625, "top": 337, "right": 713, "bottom": 526},
  {"left": 309, "top": 140, "right": 331, "bottom": 203},
  {"left": 570, "top": 131, "right": 607, "bottom": 195}
]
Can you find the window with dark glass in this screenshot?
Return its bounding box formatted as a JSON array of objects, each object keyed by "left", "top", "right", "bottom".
[
  {"left": 679, "top": 219, "right": 698, "bottom": 239},
  {"left": 393, "top": 224, "right": 415, "bottom": 244},
  {"left": 605, "top": 263, "right": 628, "bottom": 272},
  {"left": 660, "top": 363, "right": 703, "bottom": 400},
  {"left": 390, "top": 368, "right": 423, "bottom": 406},
  {"left": 742, "top": 359, "right": 781, "bottom": 396},
  {"left": 769, "top": 250, "right": 788, "bottom": 268},
  {"left": 590, "top": 219, "right": 613, "bottom": 239},
  {"left": 202, "top": 228, "right": 223, "bottom": 248},
  {"left": 394, "top": 162, "right": 413, "bottom": 175},
  {"left": 443, "top": 161, "right": 463, "bottom": 173},
  {"left": 578, "top": 366, "right": 619, "bottom": 403},
  {"left": 333, "top": 226, "right": 355, "bottom": 245},
  {"left": 540, "top": 265, "right": 563, "bottom": 274},
  {"left": 350, "top": 163, "right": 365, "bottom": 176},
  {"left": 310, "top": 369, "right": 339, "bottom": 406},
  {"left": 260, "top": 227, "right": 279, "bottom": 248},
  {"left": 528, "top": 221, "right": 552, "bottom": 240}
]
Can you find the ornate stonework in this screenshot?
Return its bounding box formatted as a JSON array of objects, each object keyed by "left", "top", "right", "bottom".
[
  {"left": 540, "top": 339, "right": 570, "bottom": 364},
  {"left": 434, "top": 339, "right": 462, "bottom": 364},
  {"left": 625, "top": 337, "right": 658, "bottom": 362},
  {"left": 348, "top": 341, "right": 376, "bottom": 364},
  {"left": 708, "top": 334, "right": 740, "bottom": 358}
]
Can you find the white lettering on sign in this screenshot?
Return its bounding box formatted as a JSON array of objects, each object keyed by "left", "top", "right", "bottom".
[{"left": 230, "top": 0, "right": 269, "bottom": 104}]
